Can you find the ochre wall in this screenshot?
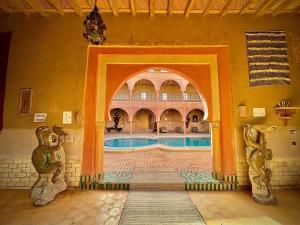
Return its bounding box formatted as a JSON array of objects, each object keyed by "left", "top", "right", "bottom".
[
  {"left": 0, "top": 13, "right": 300, "bottom": 172},
  {"left": 1, "top": 14, "right": 299, "bottom": 130}
]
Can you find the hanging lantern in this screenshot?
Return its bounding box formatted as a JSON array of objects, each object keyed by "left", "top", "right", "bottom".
[{"left": 83, "top": 1, "right": 106, "bottom": 45}]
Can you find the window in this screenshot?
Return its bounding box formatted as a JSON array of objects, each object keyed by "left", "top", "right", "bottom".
[
  {"left": 183, "top": 92, "right": 188, "bottom": 100},
  {"left": 141, "top": 92, "right": 147, "bottom": 100},
  {"left": 162, "top": 93, "right": 168, "bottom": 100}
]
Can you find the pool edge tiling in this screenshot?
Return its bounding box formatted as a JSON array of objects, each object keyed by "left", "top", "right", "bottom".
[{"left": 104, "top": 136, "right": 212, "bottom": 151}]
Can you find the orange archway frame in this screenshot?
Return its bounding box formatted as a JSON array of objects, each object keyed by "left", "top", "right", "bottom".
[{"left": 82, "top": 46, "right": 236, "bottom": 177}]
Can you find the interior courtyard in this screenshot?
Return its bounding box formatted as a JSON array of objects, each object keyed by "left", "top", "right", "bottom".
[{"left": 0, "top": 0, "right": 300, "bottom": 225}]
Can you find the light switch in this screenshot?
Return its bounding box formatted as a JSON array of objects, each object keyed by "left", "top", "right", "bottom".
[
  {"left": 253, "top": 108, "right": 266, "bottom": 117},
  {"left": 63, "top": 111, "right": 72, "bottom": 124}
]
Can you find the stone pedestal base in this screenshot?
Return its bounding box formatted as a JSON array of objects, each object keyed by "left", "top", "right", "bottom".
[
  {"left": 253, "top": 193, "right": 277, "bottom": 205},
  {"left": 31, "top": 178, "right": 67, "bottom": 206}
]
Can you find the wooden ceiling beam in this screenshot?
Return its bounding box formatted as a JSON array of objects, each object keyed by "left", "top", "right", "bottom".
[
  {"left": 85, "top": 0, "right": 93, "bottom": 8},
  {"left": 202, "top": 0, "right": 212, "bottom": 16},
  {"left": 240, "top": 0, "right": 258, "bottom": 14},
  {"left": 0, "top": 2, "right": 11, "bottom": 14},
  {"left": 220, "top": 0, "right": 233, "bottom": 17},
  {"left": 185, "top": 0, "right": 196, "bottom": 18},
  {"left": 108, "top": 0, "right": 118, "bottom": 16},
  {"left": 68, "top": 0, "right": 83, "bottom": 16},
  {"left": 24, "top": 0, "right": 46, "bottom": 16},
  {"left": 255, "top": 0, "right": 277, "bottom": 16},
  {"left": 46, "top": 0, "right": 64, "bottom": 15},
  {"left": 8, "top": 0, "right": 29, "bottom": 15},
  {"left": 167, "top": 0, "right": 174, "bottom": 15},
  {"left": 149, "top": 0, "right": 154, "bottom": 17},
  {"left": 272, "top": 0, "right": 297, "bottom": 15},
  {"left": 129, "top": 0, "right": 136, "bottom": 16}
]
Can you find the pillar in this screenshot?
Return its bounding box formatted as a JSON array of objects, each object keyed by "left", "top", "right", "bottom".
[
  {"left": 129, "top": 120, "right": 133, "bottom": 135},
  {"left": 95, "top": 122, "right": 105, "bottom": 174},
  {"left": 210, "top": 120, "right": 222, "bottom": 176},
  {"left": 129, "top": 89, "right": 133, "bottom": 101},
  {"left": 156, "top": 90, "right": 160, "bottom": 101},
  {"left": 182, "top": 120, "right": 186, "bottom": 134},
  {"left": 156, "top": 89, "right": 160, "bottom": 135},
  {"left": 129, "top": 89, "right": 133, "bottom": 135}
]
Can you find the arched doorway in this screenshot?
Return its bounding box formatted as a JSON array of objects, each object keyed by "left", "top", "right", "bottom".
[
  {"left": 132, "top": 79, "right": 156, "bottom": 101},
  {"left": 106, "top": 108, "right": 129, "bottom": 133},
  {"left": 133, "top": 108, "right": 156, "bottom": 133},
  {"left": 186, "top": 109, "right": 210, "bottom": 133},
  {"left": 81, "top": 46, "right": 235, "bottom": 179},
  {"left": 160, "top": 108, "right": 183, "bottom": 133},
  {"left": 160, "top": 80, "right": 182, "bottom": 101}
]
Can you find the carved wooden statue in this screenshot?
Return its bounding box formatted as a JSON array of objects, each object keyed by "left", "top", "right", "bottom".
[
  {"left": 31, "top": 126, "right": 67, "bottom": 206},
  {"left": 243, "top": 124, "right": 277, "bottom": 205}
]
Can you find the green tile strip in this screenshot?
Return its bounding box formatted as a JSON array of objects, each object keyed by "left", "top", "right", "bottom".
[
  {"left": 184, "top": 182, "right": 238, "bottom": 191},
  {"left": 79, "top": 170, "right": 237, "bottom": 191},
  {"left": 180, "top": 171, "right": 238, "bottom": 191},
  {"left": 79, "top": 171, "right": 131, "bottom": 190},
  {"left": 179, "top": 171, "right": 220, "bottom": 183}
]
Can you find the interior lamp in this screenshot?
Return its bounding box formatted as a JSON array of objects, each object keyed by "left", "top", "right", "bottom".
[{"left": 83, "top": 0, "right": 106, "bottom": 45}]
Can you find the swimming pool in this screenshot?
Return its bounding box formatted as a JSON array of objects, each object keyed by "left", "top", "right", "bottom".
[{"left": 104, "top": 137, "right": 211, "bottom": 150}]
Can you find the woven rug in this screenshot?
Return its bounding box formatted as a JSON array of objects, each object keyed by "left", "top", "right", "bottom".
[
  {"left": 246, "top": 31, "right": 290, "bottom": 86},
  {"left": 130, "top": 167, "right": 185, "bottom": 191},
  {"left": 119, "top": 191, "right": 206, "bottom": 225}
]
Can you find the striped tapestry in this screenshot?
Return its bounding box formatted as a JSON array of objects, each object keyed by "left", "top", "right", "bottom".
[{"left": 246, "top": 31, "right": 290, "bottom": 86}]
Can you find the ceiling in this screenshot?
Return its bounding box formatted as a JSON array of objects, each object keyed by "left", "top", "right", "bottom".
[{"left": 0, "top": 0, "right": 299, "bottom": 17}]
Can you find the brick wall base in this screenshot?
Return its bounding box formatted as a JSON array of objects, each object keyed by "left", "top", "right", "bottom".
[
  {"left": 0, "top": 158, "right": 81, "bottom": 189},
  {"left": 236, "top": 157, "right": 300, "bottom": 190}
]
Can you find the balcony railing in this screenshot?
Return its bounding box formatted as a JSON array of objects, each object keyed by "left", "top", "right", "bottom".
[
  {"left": 113, "top": 94, "right": 130, "bottom": 101},
  {"left": 160, "top": 93, "right": 182, "bottom": 101},
  {"left": 113, "top": 93, "right": 202, "bottom": 102},
  {"left": 132, "top": 94, "right": 157, "bottom": 101},
  {"left": 185, "top": 94, "right": 201, "bottom": 102}
]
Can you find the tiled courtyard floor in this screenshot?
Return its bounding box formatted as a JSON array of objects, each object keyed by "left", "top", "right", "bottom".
[
  {"left": 0, "top": 189, "right": 300, "bottom": 225},
  {"left": 98, "top": 150, "right": 217, "bottom": 187},
  {"left": 104, "top": 150, "right": 213, "bottom": 172}
]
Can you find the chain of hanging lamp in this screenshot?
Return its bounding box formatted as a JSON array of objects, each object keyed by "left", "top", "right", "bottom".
[{"left": 83, "top": 0, "right": 106, "bottom": 45}]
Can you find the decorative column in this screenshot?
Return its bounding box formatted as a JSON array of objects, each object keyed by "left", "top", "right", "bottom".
[
  {"left": 129, "top": 120, "right": 133, "bottom": 135},
  {"left": 129, "top": 89, "right": 133, "bottom": 101},
  {"left": 210, "top": 120, "right": 222, "bottom": 177},
  {"left": 95, "top": 122, "right": 105, "bottom": 174},
  {"left": 156, "top": 89, "right": 160, "bottom": 136},
  {"left": 182, "top": 91, "right": 186, "bottom": 134},
  {"left": 156, "top": 90, "right": 160, "bottom": 101},
  {"left": 129, "top": 88, "right": 133, "bottom": 135}
]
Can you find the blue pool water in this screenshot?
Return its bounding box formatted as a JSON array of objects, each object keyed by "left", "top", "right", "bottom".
[{"left": 104, "top": 137, "right": 211, "bottom": 149}]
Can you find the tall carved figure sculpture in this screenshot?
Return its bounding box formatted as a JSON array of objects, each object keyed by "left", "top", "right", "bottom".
[
  {"left": 31, "top": 126, "right": 67, "bottom": 206},
  {"left": 243, "top": 124, "right": 277, "bottom": 205}
]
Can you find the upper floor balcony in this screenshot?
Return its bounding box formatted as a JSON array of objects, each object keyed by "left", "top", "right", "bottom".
[{"left": 113, "top": 93, "right": 202, "bottom": 102}]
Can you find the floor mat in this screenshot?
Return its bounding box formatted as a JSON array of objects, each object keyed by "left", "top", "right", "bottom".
[{"left": 119, "top": 191, "right": 206, "bottom": 225}]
